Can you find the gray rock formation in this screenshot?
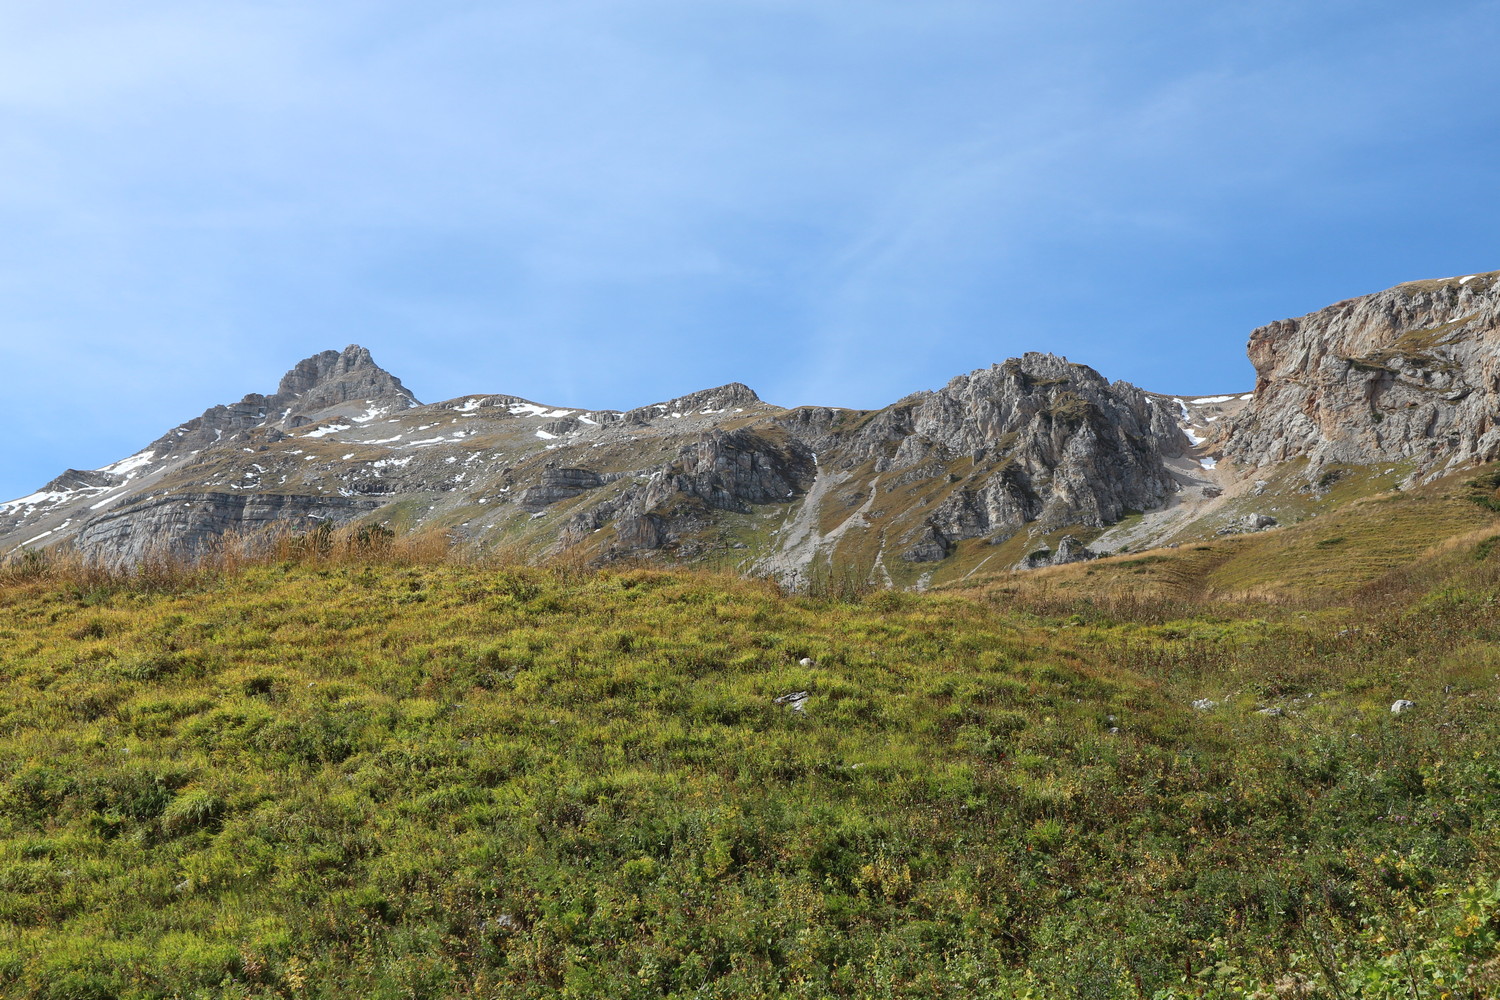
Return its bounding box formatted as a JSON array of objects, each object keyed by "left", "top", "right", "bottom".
[
  {"left": 142, "top": 345, "right": 419, "bottom": 463},
  {"left": 1219, "top": 272, "right": 1500, "bottom": 472},
  {"left": 75, "top": 492, "right": 382, "bottom": 563},
  {"left": 1217, "top": 513, "right": 1279, "bottom": 536},
  {"left": 1020, "top": 534, "right": 1099, "bottom": 569},
  {"left": 861, "top": 353, "right": 1181, "bottom": 531}
]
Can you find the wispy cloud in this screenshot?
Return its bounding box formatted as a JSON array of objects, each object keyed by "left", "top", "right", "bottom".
[{"left": 1, "top": 1, "right": 1497, "bottom": 498}]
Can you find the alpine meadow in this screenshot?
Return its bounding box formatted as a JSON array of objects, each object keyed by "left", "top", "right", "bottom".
[{"left": 5, "top": 4, "right": 1500, "bottom": 995}]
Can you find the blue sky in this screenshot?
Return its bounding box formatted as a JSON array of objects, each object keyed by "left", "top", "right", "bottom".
[{"left": 3, "top": 0, "right": 1498, "bottom": 501}]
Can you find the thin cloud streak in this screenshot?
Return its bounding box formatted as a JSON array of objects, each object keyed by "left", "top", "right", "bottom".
[{"left": 1, "top": 1, "right": 1497, "bottom": 498}]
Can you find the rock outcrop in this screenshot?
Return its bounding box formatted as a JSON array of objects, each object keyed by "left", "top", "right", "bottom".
[
  {"left": 854, "top": 353, "right": 1183, "bottom": 549},
  {"left": 74, "top": 492, "right": 383, "bottom": 563},
  {"left": 1219, "top": 272, "right": 1500, "bottom": 472}
]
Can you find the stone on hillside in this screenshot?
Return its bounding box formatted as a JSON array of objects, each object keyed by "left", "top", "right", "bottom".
[
  {"left": 774, "top": 691, "right": 810, "bottom": 713},
  {"left": 900, "top": 524, "right": 951, "bottom": 563},
  {"left": 1191, "top": 698, "right": 1217, "bottom": 711},
  {"left": 1023, "top": 534, "right": 1099, "bottom": 568},
  {"left": 1217, "top": 513, "right": 1278, "bottom": 536},
  {"left": 1391, "top": 699, "right": 1416, "bottom": 714}
]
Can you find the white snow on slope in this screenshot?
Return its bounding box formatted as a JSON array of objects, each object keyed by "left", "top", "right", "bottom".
[
  {"left": 100, "top": 450, "right": 156, "bottom": 476},
  {"left": 1171, "top": 398, "right": 1207, "bottom": 445},
  {"left": 305, "top": 423, "right": 350, "bottom": 438},
  {"left": 0, "top": 490, "right": 71, "bottom": 513},
  {"left": 508, "top": 402, "right": 571, "bottom": 418}
]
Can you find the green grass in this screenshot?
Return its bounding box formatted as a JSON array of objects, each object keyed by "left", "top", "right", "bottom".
[{"left": 2, "top": 543, "right": 1500, "bottom": 997}]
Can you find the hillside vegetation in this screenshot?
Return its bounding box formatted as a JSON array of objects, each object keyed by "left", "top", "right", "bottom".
[{"left": 3, "top": 526, "right": 1500, "bottom": 998}]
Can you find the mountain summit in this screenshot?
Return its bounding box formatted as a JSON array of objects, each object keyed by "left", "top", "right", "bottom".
[{"left": 3, "top": 271, "right": 1497, "bottom": 584}]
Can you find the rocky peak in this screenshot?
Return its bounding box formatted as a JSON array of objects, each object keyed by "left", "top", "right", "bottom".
[
  {"left": 134, "top": 345, "right": 419, "bottom": 463},
  {"left": 273, "top": 345, "right": 418, "bottom": 422},
  {"left": 835, "top": 351, "right": 1188, "bottom": 562},
  {"left": 624, "top": 383, "right": 763, "bottom": 424}
]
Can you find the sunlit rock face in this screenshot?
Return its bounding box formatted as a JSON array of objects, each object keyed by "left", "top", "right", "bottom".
[{"left": 1220, "top": 272, "right": 1500, "bottom": 472}]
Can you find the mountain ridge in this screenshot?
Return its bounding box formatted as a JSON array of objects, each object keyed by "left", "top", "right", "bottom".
[{"left": 4, "top": 271, "right": 1496, "bottom": 584}]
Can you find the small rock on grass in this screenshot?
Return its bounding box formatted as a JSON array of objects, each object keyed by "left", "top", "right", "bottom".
[
  {"left": 1391, "top": 699, "right": 1416, "bottom": 714},
  {"left": 774, "top": 691, "right": 810, "bottom": 713}
]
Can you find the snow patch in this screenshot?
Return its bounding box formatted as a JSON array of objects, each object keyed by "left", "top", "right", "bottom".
[
  {"left": 1188, "top": 395, "right": 1236, "bottom": 405},
  {"left": 350, "top": 403, "right": 385, "bottom": 423},
  {"left": 535, "top": 429, "right": 558, "bottom": 440},
  {"left": 89, "top": 491, "right": 129, "bottom": 510},
  {"left": 1199, "top": 457, "right": 1218, "bottom": 470},
  {"left": 1460, "top": 275, "right": 1477, "bottom": 284},
  {"left": 0, "top": 490, "right": 72, "bottom": 513},
  {"left": 304, "top": 423, "right": 351, "bottom": 438},
  {"left": 99, "top": 450, "right": 156, "bottom": 476}
]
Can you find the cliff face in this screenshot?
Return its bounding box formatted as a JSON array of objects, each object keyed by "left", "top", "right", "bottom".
[
  {"left": 73, "top": 493, "right": 383, "bottom": 564},
  {"left": 1219, "top": 272, "right": 1500, "bottom": 472}
]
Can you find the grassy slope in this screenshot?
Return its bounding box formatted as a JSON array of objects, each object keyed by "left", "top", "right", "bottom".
[
  {"left": 2, "top": 536, "right": 1500, "bottom": 998},
  {"left": 965, "top": 469, "right": 1500, "bottom": 605}
]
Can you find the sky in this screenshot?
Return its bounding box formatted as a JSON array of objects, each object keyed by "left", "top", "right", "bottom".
[{"left": 2, "top": 0, "right": 1498, "bottom": 501}]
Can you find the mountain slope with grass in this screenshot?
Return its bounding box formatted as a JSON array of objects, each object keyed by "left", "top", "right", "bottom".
[{"left": 3, "top": 527, "right": 1500, "bottom": 998}]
